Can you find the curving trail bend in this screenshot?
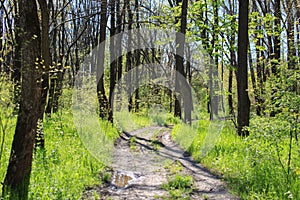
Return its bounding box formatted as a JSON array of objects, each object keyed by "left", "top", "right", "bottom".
[{"left": 83, "top": 126, "right": 239, "bottom": 200}]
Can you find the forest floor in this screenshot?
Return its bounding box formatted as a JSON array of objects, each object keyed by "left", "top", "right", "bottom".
[{"left": 83, "top": 126, "right": 239, "bottom": 200}]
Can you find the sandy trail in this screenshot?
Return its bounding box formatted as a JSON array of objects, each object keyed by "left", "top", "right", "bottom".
[{"left": 83, "top": 126, "right": 239, "bottom": 200}]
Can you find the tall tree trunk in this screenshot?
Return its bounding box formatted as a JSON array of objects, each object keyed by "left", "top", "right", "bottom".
[
  {"left": 134, "top": 0, "right": 140, "bottom": 113},
  {"left": 209, "top": 0, "right": 220, "bottom": 120},
  {"left": 273, "top": 0, "right": 281, "bottom": 74},
  {"left": 12, "top": 1, "right": 21, "bottom": 106},
  {"left": 97, "top": 0, "right": 108, "bottom": 119},
  {"left": 286, "top": 1, "right": 296, "bottom": 69},
  {"left": 2, "top": 0, "right": 41, "bottom": 198},
  {"left": 237, "top": 0, "right": 250, "bottom": 136},
  {"left": 248, "top": 41, "right": 260, "bottom": 115},
  {"left": 228, "top": 7, "right": 236, "bottom": 117},
  {"left": 126, "top": 0, "right": 133, "bottom": 112},
  {"left": 35, "top": 0, "right": 51, "bottom": 149},
  {"left": 45, "top": 0, "right": 57, "bottom": 115},
  {"left": 52, "top": 0, "right": 66, "bottom": 114},
  {"left": 116, "top": 0, "right": 123, "bottom": 81},
  {"left": 108, "top": 0, "right": 117, "bottom": 122},
  {"left": 174, "top": 0, "right": 190, "bottom": 123},
  {"left": 270, "top": 0, "right": 281, "bottom": 117}
]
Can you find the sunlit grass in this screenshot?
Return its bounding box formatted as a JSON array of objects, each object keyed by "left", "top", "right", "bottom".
[
  {"left": 172, "top": 119, "right": 300, "bottom": 200},
  {"left": 0, "top": 87, "right": 119, "bottom": 199}
]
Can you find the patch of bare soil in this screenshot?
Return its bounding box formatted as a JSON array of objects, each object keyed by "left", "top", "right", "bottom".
[{"left": 83, "top": 126, "right": 239, "bottom": 200}]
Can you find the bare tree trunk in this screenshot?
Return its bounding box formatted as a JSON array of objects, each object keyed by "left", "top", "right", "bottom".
[
  {"left": 209, "top": 0, "right": 219, "bottom": 120},
  {"left": 108, "top": 0, "right": 117, "bottom": 122},
  {"left": 35, "top": 0, "right": 51, "bottom": 149},
  {"left": 273, "top": 0, "right": 281, "bottom": 74},
  {"left": 126, "top": 0, "right": 133, "bottom": 112},
  {"left": 116, "top": 0, "right": 123, "bottom": 82},
  {"left": 270, "top": 0, "right": 281, "bottom": 117},
  {"left": 97, "top": 0, "right": 108, "bottom": 119},
  {"left": 45, "top": 0, "right": 58, "bottom": 115},
  {"left": 174, "top": 0, "right": 190, "bottom": 124},
  {"left": 228, "top": 3, "right": 236, "bottom": 117},
  {"left": 12, "top": 1, "right": 21, "bottom": 106},
  {"left": 52, "top": 0, "right": 66, "bottom": 114},
  {"left": 248, "top": 41, "right": 260, "bottom": 116},
  {"left": 237, "top": 0, "right": 250, "bottom": 136},
  {"left": 2, "top": 0, "right": 41, "bottom": 198},
  {"left": 286, "top": 1, "right": 296, "bottom": 69},
  {"left": 134, "top": 0, "right": 140, "bottom": 113}
]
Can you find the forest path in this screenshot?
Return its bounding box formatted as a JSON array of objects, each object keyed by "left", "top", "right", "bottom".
[{"left": 83, "top": 126, "right": 239, "bottom": 200}]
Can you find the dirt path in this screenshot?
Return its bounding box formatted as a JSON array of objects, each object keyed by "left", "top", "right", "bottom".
[{"left": 83, "top": 126, "right": 239, "bottom": 200}]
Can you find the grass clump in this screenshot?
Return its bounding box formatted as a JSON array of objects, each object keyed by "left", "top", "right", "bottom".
[
  {"left": 162, "top": 174, "right": 194, "bottom": 200},
  {"left": 163, "top": 160, "right": 183, "bottom": 174},
  {"left": 173, "top": 118, "right": 300, "bottom": 200},
  {"left": 129, "top": 136, "right": 138, "bottom": 151}
]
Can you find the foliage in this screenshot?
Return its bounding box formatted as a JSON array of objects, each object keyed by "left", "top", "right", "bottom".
[
  {"left": 0, "top": 86, "right": 119, "bottom": 199},
  {"left": 162, "top": 174, "right": 194, "bottom": 200},
  {"left": 0, "top": 75, "right": 16, "bottom": 191},
  {"left": 176, "top": 120, "right": 300, "bottom": 199},
  {"left": 129, "top": 136, "right": 137, "bottom": 151},
  {"left": 163, "top": 160, "right": 183, "bottom": 174}
]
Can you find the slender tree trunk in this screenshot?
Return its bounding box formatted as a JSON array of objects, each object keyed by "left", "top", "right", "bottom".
[
  {"left": 108, "top": 0, "right": 117, "bottom": 122},
  {"left": 52, "top": 0, "right": 66, "bottom": 113},
  {"left": 269, "top": 0, "right": 281, "bottom": 117},
  {"left": 45, "top": 0, "right": 58, "bottom": 115},
  {"left": 116, "top": 0, "right": 123, "bottom": 81},
  {"left": 228, "top": 16, "right": 236, "bottom": 117},
  {"left": 35, "top": 0, "right": 51, "bottom": 149},
  {"left": 248, "top": 42, "right": 260, "bottom": 116},
  {"left": 210, "top": 0, "right": 219, "bottom": 120},
  {"left": 126, "top": 0, "right": 133, "bottom": 112},
  {"left": 273, "top": 0, "right": 280, "bottom": 74},
  {"left": 12, "top": 2, "right": 21, "bottom": 106},
  {"left": 174, "top": 0, "right": 189, "bottom": 123},
  {"left": 286, "top": 1, "right": 296, "bottom": 69},
  {"left": 228, "top": 67, "right": 234, "bottom": 116},
  {"left": 237, "top": 0, "right": 250, "bottom": 136},
  {"left": 2, "top": 0, "right": 41, "bottom": 198},
  {"left": 97, "top": 0, "right": 108, "bottom": 119},
  {"left": 134, "top": 0, "right": 140, "bottom": 112}
]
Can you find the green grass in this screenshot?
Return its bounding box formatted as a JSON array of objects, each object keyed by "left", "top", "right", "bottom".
[
  {"left": 28, "top": 112, "right": 106, "bottom": 199},
  {"left": 0, "top": 109, "right": 118, "bottom": 199},
  {"left": 172, "top": 119, "right": 300, "bottom": 200},
  {"left": 0, "top": 87, "right": 119, "bottom": 199},
  {"left": 114, "top": 109, "right": 180, "bottom": 132},
  {"left": 162, "top": 174, "right": 194, "bottom": 200}
]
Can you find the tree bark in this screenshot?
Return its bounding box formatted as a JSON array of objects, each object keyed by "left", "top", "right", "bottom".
[
  {"left": 209, "top": 0, "right": 219, "bottom": 120},
  {"left": 174, "top": 0, "right": 190, "bottom": 123},
  {"left": 12, "top": 1, "right": 21, "bottom": 106},
  {"left": 272, "top": 0, "right": 280, "bottom": 74},
  {"left": 108, "top": 0, "right": 117, "bottom": 122},
  {"left": 237, "top": 0, "right": 250, "bottom": 136},
  {"left": 286, "top": 0, "right": 296, "bottom": 69},
  {"left": 116, "top": 0, "right": 123, "bottom": 81},
  {"left": 35, "top": 0, "right": 51, "bottom": 149},
  {"left": 3, "top": 0, "right": 41, "bottom": 198},
  {"left": 97, "top": 0, "right": 108, "bottom": 119},
  {"left": 134, "top": 0, "right": 140, "bottom": 113},
  {"left": 125, "top": 0, "right": 133, "bottom": 112},
  {"left": 45, "top": 0, "right": 57, "bottom": 115}
]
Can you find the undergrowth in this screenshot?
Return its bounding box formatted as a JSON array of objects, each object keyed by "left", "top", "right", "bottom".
[
  {"left": 0, "top": 88, "right": 119, "bottom": 199},
  {"left": 172, "top": 119, "right": 300, "bottom": 200}
]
